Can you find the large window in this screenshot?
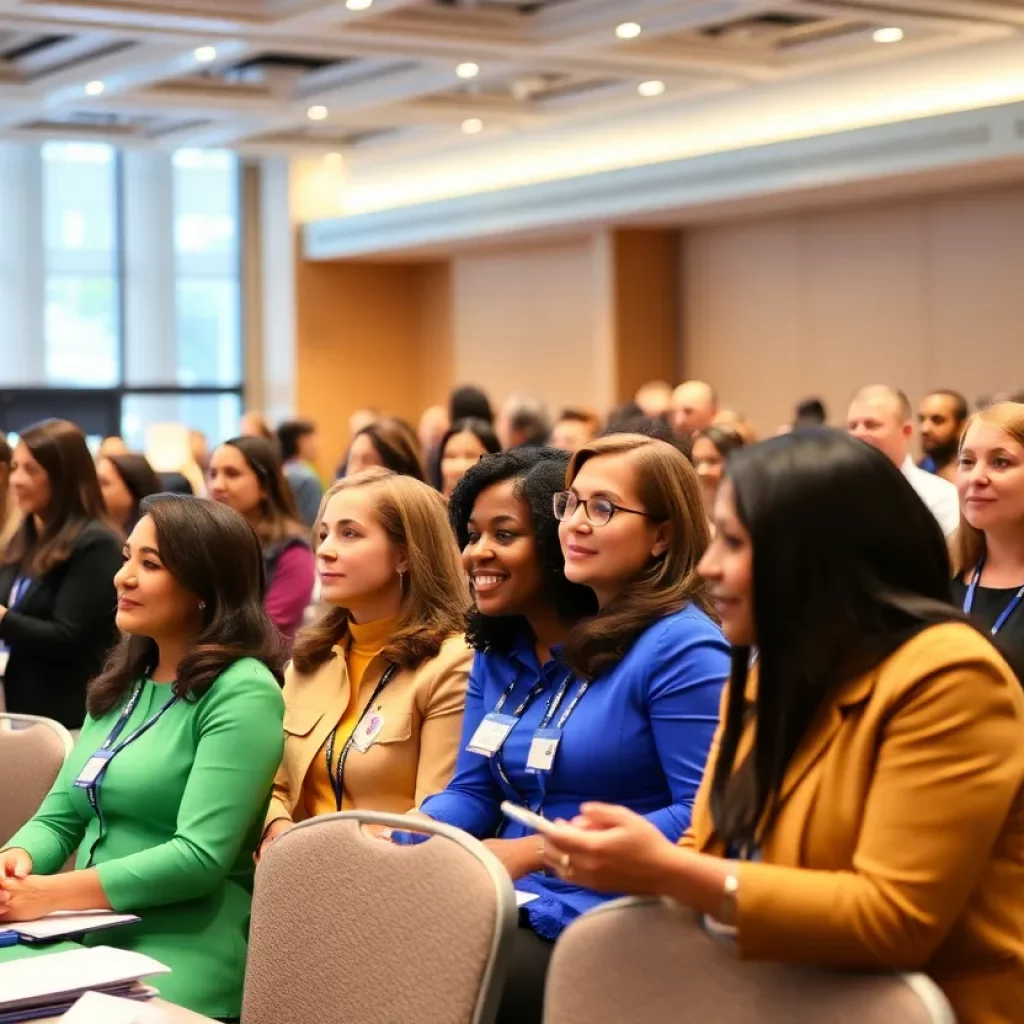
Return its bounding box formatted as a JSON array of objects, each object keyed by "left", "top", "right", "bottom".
[
  {"left": 0, "top": 141, "right": 243, "bottom": 447},
  {"left": 42, "top": 142, "right": 120, "bottom": 387}
]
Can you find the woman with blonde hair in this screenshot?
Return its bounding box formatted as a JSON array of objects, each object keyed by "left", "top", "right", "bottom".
[
  {"left": 259, "top": 468, "right": 472, "bottom": 856},
  {"left": 953, "top": 401, "right": 1024, "bottom": 654}
]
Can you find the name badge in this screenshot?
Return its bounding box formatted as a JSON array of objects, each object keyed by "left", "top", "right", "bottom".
[
  {"left": 467, "top": 713, "right": 518, "bottom": 757},
  {"left": 351, "top": 711, "right": 385, "bottom": 753},
  {"left": 73, "top": 750, "right": 114, "bottom": 789},
  {"left": 0, "top": 648, "right": 9, "bottom": 678},
  {"left": 525, "top": 728, "right": 561, "bottom": 774}
]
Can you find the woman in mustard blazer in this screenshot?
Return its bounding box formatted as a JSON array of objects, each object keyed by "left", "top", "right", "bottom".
[
  {"left": 260, "top": 469, "right": 472, "bottom": 857},
  {"left": 543, "top": 430, "right": 1024, "bottom": 1024}
]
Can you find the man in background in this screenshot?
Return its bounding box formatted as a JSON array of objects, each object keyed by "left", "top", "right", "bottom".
[
  {"left": 670, "top": 380, "right": 718, "bottom": 439},
  {"left": 917, "top": 390, "right": 968, "bottom": 484},
  {"left": 550, "top": 408, "right": 601, "bottom": 452},
  {"left": 847, "top": 385, "right": 960, "bottom": 537},
  {"left": 634, "top": 380, "right": 673, "bottom": 420},
  {"left": 277, "top": 419, "right": 324, "bottom": 527},
  {"left": 497, "top": 395, "right": 550, "bottom": 450}
]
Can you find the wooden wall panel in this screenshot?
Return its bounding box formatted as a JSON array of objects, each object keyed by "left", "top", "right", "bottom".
[{"left": 612, "top": 229, "right": 680, "bottom": 403}]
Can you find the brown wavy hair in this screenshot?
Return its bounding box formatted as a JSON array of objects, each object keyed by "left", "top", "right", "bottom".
[
  {"left": 216, "top": 436, "right": 308, "bottom": 548},
  {"left": 561, "top": 434, "right": 714, "bottom": 680},
  {"left": 5, "top": 418, "right": 116, "bottom": 575},
  {"left": 953, "top": 401, "right": 1024, "bottom": 576},
  {"left": 348, "top": 417, "right": 425, "bottom": 482},
  {"left": 292, "top": 468, "right": 467, "bottom": 673},
  {"left": 87, "top": 494, "right": 284, "bottom": 717}
]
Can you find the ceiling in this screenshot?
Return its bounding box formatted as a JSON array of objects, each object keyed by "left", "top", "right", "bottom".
[{"left": 0, "top": 0, "right": 1020, "bottom": 158}]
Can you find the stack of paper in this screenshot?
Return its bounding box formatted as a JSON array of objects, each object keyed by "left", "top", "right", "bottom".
[{"left": 0, "top": 946, "right": 168, "bottom": 1023}]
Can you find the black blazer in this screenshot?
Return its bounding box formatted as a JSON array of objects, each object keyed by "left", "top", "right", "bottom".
[{"left": 0, "top": 521, "right": 122, "bottom": 729}]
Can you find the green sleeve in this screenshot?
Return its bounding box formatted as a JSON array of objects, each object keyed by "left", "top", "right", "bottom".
[
  {"left": 96, "top": 665, "right": 285, "bottom": 911},
  {"left": 4, "top": 734, "right": 91, "bottom": 875}
]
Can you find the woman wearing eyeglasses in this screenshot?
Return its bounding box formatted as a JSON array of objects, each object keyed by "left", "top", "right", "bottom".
[{"left": 402, "top": 435, "right": 728, "bottom": 1024}]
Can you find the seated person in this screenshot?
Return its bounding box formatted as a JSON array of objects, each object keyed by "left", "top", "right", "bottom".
[
  {"left": 0, "top": 495, "right": 285, "bottom": 1020},
  {"left": 400, "top": 438, "right": 729, "bottom": 1024},
  {"left": 543, "top": 430, "right": 1024, "bottom": 1024}
]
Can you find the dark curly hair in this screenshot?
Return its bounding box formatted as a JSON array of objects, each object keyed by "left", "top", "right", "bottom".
[{"left": 448, "top": 448, "right": 597, "bottom": 653}]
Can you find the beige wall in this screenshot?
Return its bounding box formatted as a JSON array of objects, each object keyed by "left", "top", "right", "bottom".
[
  {"left": 450, "top": 237, "right": 611, "bottom": 416},
  {"left": 683, "top": 185, "right": 1024, "bottom": 435}
]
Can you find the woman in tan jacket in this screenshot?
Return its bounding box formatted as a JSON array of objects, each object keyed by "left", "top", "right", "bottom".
[
  {"left": 543, "top": 430, "right": 1024, "bottom": 1024},
  {"left": 259, "top": 468, "right": 472, "bottom": 857}
]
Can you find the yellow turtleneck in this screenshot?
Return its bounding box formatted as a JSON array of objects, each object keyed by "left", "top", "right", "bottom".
[{"left": 302, "top": 615, "right": 398, "bottom": 818}]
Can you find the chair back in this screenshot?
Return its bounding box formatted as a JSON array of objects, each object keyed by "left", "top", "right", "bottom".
[
  {"left": 244, "top": 811, "right": 517, "bottom": 1024},
  {"left": 0, "top": 713, "right": 74, "bottom": 847},
  {"left": 544, "top": 897, "right": 956, "bottom": 1024}
]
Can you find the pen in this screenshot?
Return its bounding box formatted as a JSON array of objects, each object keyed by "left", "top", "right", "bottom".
[{"left": 0, "top": 930, "right": 19, "bottom": 948}]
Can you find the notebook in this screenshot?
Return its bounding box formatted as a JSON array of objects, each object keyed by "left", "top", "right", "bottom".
[{"left": 10, "top": 912, "right": 141, "bottom": 944}]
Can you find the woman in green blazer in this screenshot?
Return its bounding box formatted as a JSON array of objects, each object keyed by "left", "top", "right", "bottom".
[{"left": 0, "top": 494, "right": 285, "bottom": 1021}]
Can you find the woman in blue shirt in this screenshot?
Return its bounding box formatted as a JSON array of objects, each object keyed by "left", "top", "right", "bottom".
[{"left": 406, "top": 436, "right": 729, "bottom": 1022}]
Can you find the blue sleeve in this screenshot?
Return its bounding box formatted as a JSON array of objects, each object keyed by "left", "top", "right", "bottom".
[
  {"left": 406, "top": 654, "right": 504, "bottom": 839},
  {"left": 642, "top": 618, "right": 728, "bottom": 838}
]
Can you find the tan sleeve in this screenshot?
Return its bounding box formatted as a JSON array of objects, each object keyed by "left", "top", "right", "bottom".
[
  {"left": 264, "top": 662, "right": 299, "bottom": 831},
  {"left": 735, "top": 661, "right": 1024, "bottom": 968},
  {"left": 413, "top": 639, "right": 473, "bottom": 808}
]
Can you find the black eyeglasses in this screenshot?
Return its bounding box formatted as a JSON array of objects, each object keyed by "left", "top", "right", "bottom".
[{"left": 553, "top": 490, "right": 657, "bottom": 527}]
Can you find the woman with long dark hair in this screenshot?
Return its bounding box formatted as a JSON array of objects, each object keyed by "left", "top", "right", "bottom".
[
  {"left": 0, "top": 419, "right": 121, "bottom": 727},
  {"left": 0, "top": 495, "right": 285, "bottom": 1020},
  {"left": 543, "top": 429, "right": 1024, "bottom": 1024},
  {"left": 403, "top": 439, "right": 728, "bottom": 1023},
  {"left": 209, "top": 436, "right": 315, "bottom": 649},
  {"left": 96, "top": 452, "right": 164, "bottom": 535},
  {"left": 343, "top": 416, "right": 425, "bottom": 481},
  {"left": 436, "top": 417, "right": 501, "bottom": 498}
]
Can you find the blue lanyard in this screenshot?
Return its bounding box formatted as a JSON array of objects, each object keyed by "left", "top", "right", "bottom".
[
  {"left": 536, "top": 674, "right": 587, "bottom": 731},
  {"left": 80, "top": 681, "right": 178, "bottom": 867},
  {"left": 964, "top": 558, "right": 1024, "bottom": 636},
  {"left": 6, "top": 576, "right": 30, "bottom": 609}
]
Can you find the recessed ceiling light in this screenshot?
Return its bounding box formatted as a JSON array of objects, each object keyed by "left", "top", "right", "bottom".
[
  {"left": 345, "top": 0, "right": 372, "bottom": 9},
  {"left": 194, "top": 46, "right": 217, "bottom": 63},
  {"left": 456, "top": 62, "right": 480, "bottom": 80},
  {"left": 84, "top": 80, "right": 105, "bottom": 96},
  {"left": 307, "top": 105, "right": 329, "bottom": 121},
  {"left": 638, "top": 80, "right": 665, "bottom": 97},
  {"left": 462, "top": 118, "right": 483, "bottom": 135},
  {"left": 616, "top": 22, "right": 642, "bottom": 40},
  {"left": 872, "top": 26, "right": 904, "bottom": 44}
]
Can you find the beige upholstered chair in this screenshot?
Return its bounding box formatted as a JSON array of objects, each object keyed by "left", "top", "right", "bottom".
[
  {"left": 544, "top": 897, "right": 956, "bottom": 1024},
  {"left": 244, "top": 810, "right": 518, "bottom": 1024},
  {"left": 0, "top": 713, "right": 74, "bottom": 847}
]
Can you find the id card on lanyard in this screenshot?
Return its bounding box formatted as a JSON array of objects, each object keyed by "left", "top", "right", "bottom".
[
  {"left": 0, "top": 576, "right": 31, "bottom": 678},
  {"left": 75, "top": 681, "right": 178, "bottom": 867},
  {"left": 466, "top": 676, "right": 547, "bottom": 758},
  {"left": 525, "top": 677, "right": 588, "bottom": 775}
]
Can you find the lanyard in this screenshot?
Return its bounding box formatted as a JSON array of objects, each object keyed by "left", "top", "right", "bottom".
[
  {"left": 98, "top": 682, "right": 179, "bottom": 759},
  {"left": 325, "top": 663, "right": 398, "bottom": 812},
  {"left": 535, "top": 673, "right": 586, "bottom": 731},
  {"left": 80, "top": 681, "right": 179, "bottom": 867},
  {"left": 6, "top": 576, "right": 30, "bottom": 609},
  {"left": 964, "top": 558, "right": 1024, "bottom": 636}
]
